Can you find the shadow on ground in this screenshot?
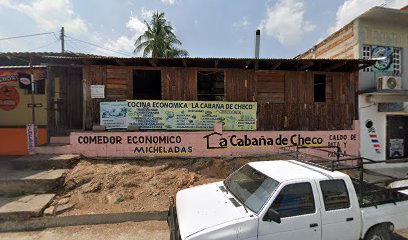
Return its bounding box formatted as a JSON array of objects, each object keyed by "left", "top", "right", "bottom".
[{"left": 394, "top": 233, "right": 408, "bottom": 240}]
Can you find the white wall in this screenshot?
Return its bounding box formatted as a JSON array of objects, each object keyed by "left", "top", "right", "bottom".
[
  {"left": 359, "top": 94, "right": 408, "bottom": 168},
  {"left": 359, "top": 94, "right": 387, "bottom": 161}
]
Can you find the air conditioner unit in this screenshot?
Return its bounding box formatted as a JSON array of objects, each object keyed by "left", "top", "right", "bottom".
[{"left": 377, "top": 76, "right": 402, "bottom": 90}]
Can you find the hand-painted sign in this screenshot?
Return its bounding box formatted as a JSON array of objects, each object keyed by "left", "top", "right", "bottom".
[
  {"left": 0, "top": 68, "right": 46, "bottom": 96},
  {"left": 372, "top": 46, "right": 394, "bottom": 72},
  {"left": 203, "top": 132, "right": 324, "bottom": 149},
  {"left": 70, "top": 127, "right": 359, "bottom": 158},
  {"left": 127, "top": 100, "right": 257, "bottom": 130},
  {"left": 0, "top": 86, "right": 20, "bottom": 111},
  {"left": 100, "top": 102, "right": 128, "bottom": 129}
]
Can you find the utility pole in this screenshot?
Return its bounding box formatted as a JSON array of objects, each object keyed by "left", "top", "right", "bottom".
[{"left": 60, "top": 27, "right": 65, "bottom": 53}]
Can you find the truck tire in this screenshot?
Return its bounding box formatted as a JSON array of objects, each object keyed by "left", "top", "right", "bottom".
[{"left": 364, "top": 225, "right": 391, "bottom": 240}]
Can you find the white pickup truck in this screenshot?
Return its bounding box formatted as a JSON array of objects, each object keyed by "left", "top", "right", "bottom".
[{"left": 168, "top": 160, "right": 408, "bottom": 240}]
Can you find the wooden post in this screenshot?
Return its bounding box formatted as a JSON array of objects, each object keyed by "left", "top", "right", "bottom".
[
  {"left": 82, "top": 66, "right": 91, "bottom": 130},
  {"left": 46, "top": 66, "right": 54, "bottom": 143},
  {"left": 29, "top": 59, "right": 35, "bottom": 125}
]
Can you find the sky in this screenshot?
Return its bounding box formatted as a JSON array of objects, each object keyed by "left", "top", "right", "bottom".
[{"left": 0, "top": 0, "right": 407, "bottom": 58}]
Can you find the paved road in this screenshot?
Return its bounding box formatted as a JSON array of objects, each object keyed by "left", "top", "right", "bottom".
[
  {"left": 0, "top": 221, "right": 168, "bottom": 240},
  {"left": 395, "top": 228, "right": 408, "bottom": 240},
  {"left": 1, "top": 221, "right": 408, "bottom": 240}
]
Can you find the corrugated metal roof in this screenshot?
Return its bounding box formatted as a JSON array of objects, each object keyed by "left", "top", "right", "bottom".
[
  {"left": 0, "top": 52, "right": 375, "bottom": 72},
  {"left": 0, "top": 65, "right": 46, "bottom": 69},
  {"left": 0, "top": 52, "right": 102, "bottom": 58}
]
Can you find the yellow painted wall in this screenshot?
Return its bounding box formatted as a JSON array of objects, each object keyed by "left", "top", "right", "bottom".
[{"left": 0, "top": 68, "right": 47, "bottom": 126}]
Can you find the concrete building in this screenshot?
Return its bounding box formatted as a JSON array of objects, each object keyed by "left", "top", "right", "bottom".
[{"left": 298, "top": 6, "right": 408, "bottom": 163}]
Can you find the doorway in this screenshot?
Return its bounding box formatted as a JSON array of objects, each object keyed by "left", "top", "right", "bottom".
[
  {"left": 387, "top": 115, "right": 408, "bottom": 160},
  {"left": 47, "top": 67, "right": 83, "bottom": 137}
]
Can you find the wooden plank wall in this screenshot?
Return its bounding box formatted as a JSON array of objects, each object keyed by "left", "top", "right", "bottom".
[
  {"left": 256, "top": 71, "right": 285, "bottom": 103},
  {"left": 83, "top": 66, "right": 134, "bottom": 128},
  {"left": 255, "top": 70, "right": 354, "bottom": 104},
  {"left": 257, "top": 103, "right": 355, "bottom": 131},
  {"left": 106, "top": 67, "right": 131, "bottom": 100},
  {"left": 81, "top": 66, "right": 355, "bottom": 131},
  {"left": 85, "top": 66, "right": 196, "bottom": 127},
  {"left": 162, "top": 67, "right": 197, "bottom": 100},
  {"left": 225, "top": 69, "right": 256, "bottom": 102},
  {"left": 256, "top": 71, "right": 356, "bottom": 130},
  {"left": 284, "top": 71, "right": 314, "bottom": 103},
  {"left": 83, "top": 66, "right": 105, "bottom": 129},
  {"left": 161, "top": 68, "right": 255, "bottom": 101}
]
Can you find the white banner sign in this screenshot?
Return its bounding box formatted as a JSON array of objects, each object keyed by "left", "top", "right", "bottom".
[
  {"left": 100, "top": 102, "right": 127, "bottom": 129},
  {"left": 26, "top": 124, "right": 38, "bottom": 155},
  {"left": 91, "top": 85, "right": 105, "bottom": 98}
]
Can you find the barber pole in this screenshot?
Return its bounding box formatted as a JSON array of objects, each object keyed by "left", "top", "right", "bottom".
[{"left": 365, "top": 120, "right": 381, "bottom": 154}]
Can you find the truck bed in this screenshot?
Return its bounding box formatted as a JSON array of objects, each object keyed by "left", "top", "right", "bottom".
[{"left": 352, "top": 179, "right": 408, "bottom": 208}]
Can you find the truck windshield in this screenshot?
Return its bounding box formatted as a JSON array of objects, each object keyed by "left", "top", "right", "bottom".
[{"left": 224, "top": 164, "right": 280, "bottom": 213}]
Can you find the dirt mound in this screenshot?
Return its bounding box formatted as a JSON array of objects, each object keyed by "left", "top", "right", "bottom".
[{"left": 57, "top": 155, "right": 287, "bottom": 215}]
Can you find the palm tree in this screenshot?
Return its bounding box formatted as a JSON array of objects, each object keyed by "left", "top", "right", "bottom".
[{"left": 134, "top": 12, "right": 188, "bottom": 58}]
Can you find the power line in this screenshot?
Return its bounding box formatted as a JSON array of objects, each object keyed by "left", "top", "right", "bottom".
[
  {"left": 65, "top": 39, "right": 83, "bottom": 53},
  {"left": 65, "top": 38, "right": 102, "bottom": 54},
  {"left": 65, "top": 35, "right": 134, "bottom": 57},
  {"left": 0, "top": 32, "right": 55, "bottom": 41},
  {"left": 67, "top": 35, "right": 133, "bottom": 57},
  {"left": 1, "top": 30, "right": 135, "bottom": 57},
  {"left": 26, "top": 40, "right": 60, "bottom": 52},
  {"left": 52, "top": 32, "right": 59, "bottom": 41}
]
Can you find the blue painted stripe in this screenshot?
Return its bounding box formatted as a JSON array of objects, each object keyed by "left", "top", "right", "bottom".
[{"left": 371, "top": 139, "right": 379, "bottom": 143}]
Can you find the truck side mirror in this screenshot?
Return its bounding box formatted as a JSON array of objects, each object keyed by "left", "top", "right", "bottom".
[{"left": 263, "top": 208, "right": 281, "bottom": 224}]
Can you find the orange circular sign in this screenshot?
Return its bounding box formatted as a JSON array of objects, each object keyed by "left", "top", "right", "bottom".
[{"left": 0, "top": 86, "right": 20, "bottom": 111}]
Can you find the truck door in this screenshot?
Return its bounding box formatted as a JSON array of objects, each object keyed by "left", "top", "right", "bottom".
[
  {"left": 258, "top": 181, "right": 321, "bottom": 240},
  {"left": 318, "top": 179, "right": 360, "bottom": 240}
]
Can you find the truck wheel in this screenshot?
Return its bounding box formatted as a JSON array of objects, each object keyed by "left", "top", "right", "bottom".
[{"left": 364, "top": 225, "right": 391, "bottom": 240}]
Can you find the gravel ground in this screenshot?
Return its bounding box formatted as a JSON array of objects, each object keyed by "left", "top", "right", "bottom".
[{"left": 58, "top": 155, "right": 288, "bottom": 215}]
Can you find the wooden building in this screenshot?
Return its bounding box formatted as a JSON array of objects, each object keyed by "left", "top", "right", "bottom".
[{"left": 0, "top": 53, "right": 374, "bottom": 141}]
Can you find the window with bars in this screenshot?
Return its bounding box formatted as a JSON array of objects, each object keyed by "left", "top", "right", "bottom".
[
  {"left": 197, "top": 71, "right": 225, "bottom": 101},
  {"left": 393, "top": 48, "right": 401, "bottom": 75},
  {"left": 362, "top": 45, "right": 402, "bottom": 74},
  {"left": 362, "top": 45, "right": 372, "bottom": 72}
]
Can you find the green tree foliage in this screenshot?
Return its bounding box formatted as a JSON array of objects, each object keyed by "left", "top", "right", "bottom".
[{"left": 134, "top": 12, "right": 188, "bottom": 58}]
